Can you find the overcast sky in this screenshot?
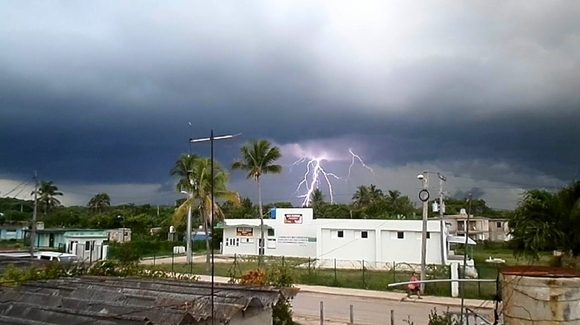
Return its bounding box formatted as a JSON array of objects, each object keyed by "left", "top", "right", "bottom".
[{"left": 1, "top": 1, "right": 579, "bottom": 210}]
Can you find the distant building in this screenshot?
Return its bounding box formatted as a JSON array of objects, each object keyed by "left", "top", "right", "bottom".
[
  {"left": 23, "top": 228, "right": 109, "bottom": 262},
  {"left": 104, "top": 228, "right": 132, "bottom": 243},
  {"left": 219, "top": 208, "right": 475, "bottom": 268},
  {"left": 0, "top": 224, "right": 27, "bottom": 240},
  {"left": 443, "top": 209, "right": 511, "bottom": 242}
]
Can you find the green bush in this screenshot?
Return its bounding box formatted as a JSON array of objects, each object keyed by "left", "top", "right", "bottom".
[{"left": 107, "top": 239, "right": 177, "bottom": 261}]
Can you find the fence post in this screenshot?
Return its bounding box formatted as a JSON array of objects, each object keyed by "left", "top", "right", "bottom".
[
  {"left": 320, "top": 301, "right": 324, "bottom": 325},
  {"left": 390, "top": 309, "right": 394, "bottom": 325},
  {"left": 282, "top": 255, "right": 285, "bottom": 268},
  {"left": 171, "top": 249, "right": 174, "bottom": 273},
  {"left": 478, "top": 279, "right": 481, "bottom": 297},
  {"left": 89, "top": 243, "right": 93, "bottom": 265},
  {"left": 190, "top": 255, "right": 193, "bottom": 274},
  {"left": 153, "top": 252, "right": 156, "bottom": 266},
  {"left": 393, "top": 261, "right": 396, "bottom": 284},
  {"left": 333, "top": 259, "right": 337, "bottom": 284},
  {"left": 362, "top": 260, "right": 366, "bottom": 288},
  {"left": 308, "top": 257, "right": 311, "bottom": 274},
  {"left": 349, "top": 304, "right": 354, "bottom": 325}
]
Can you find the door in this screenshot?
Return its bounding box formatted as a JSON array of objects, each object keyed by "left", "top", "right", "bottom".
[{"left": 49, "top": 233, "right": 55, "bottom": 248}]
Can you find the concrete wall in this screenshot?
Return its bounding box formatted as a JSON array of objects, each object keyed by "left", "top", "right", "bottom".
[
  {"left": 380, "top": 230, "right": 443, "bottom": 265},
  {"left": 502, "top": 272, "right": 580, "bottom": 324},
  {"left": 318, "top": 228, "right": 376, "bottom": 262},
  {"left": 0, "top": 228, "right": 25, "bottom": 240}
]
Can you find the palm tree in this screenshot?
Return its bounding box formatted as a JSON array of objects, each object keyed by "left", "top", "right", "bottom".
[
  {"left": 368, "top": 184, "right": 384, "bottom": 203},
  {"left": 31, "top": 181, "right": 63, "bottom": 216},
  {"left": 172, "top": 155, "right": 239, "bottom": 268},
  {"left": 232, "top": 139, "right": 282, "bottom": 258},
  {"left": 88, "top": 193, "right": 111, "bottom": 214},
  {"left": 170, "top": 154, "right": 200, "bottom": 192},
  {"left": 352, "top": 185, "right": 371, "bottom": 209},
  {"left": 310, "top": 188, "right": 325, "bottom": 208}
]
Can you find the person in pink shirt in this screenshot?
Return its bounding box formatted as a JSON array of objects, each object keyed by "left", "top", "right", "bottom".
[{"left": 404, "top": 272, "right": 422, "bottom": 300}]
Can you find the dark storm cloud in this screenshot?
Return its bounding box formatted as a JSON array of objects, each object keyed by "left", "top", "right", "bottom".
[{"left": 1, "top": 1, "right": 579, "bottom": 207}]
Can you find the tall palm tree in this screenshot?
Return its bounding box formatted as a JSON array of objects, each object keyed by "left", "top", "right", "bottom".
[
  {"left": 172, "top": 155, "right": 239, "bottom": 268},
  {"left": 352, "top": 185, "right": 371, "bottom": 209},
  {"left": 31, "top": 181, "right": 63, "bottom": 216},
  {"left": 232, "top": 139, "right": 282, "bottom": 257},
  {"left": 88, "top": 193, "right": 111, "bottom": 214}
]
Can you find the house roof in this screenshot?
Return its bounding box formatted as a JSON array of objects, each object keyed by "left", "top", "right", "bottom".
[
  {"left": 0, "top": 277, "right": 285, "bottom": 324},
  {"left": 216, "top": 221, "right": 274, "bottom": 230}
]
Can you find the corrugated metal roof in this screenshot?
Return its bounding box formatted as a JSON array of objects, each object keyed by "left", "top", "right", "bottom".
[{"left": 0, "top": 277, "right": 284, "bottom": 324}]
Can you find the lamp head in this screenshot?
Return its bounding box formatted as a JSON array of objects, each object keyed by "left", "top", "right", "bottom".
[{"left": 417, "top": 174, "right": 425, "bottom": 180}]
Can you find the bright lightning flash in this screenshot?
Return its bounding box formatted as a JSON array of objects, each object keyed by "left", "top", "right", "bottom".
[{"left": 293, "top": 148, "right": 373, "bottom": 207}]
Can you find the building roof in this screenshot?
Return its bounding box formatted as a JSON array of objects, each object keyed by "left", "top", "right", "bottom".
[
  {"left": 220, "top": 218, "right": 442, "bottom": 232},
  {"left": 24, "top": 228, "right": 105, "bottom": 233},
  {"left": 216, "top": 221, "right": 274, "bottom": 230},
  {"left": 0, "top": 277, "right": 284, "bottom": 324},
  {"left": 314, "top": 219, "right": 442, "bottom": 232}
]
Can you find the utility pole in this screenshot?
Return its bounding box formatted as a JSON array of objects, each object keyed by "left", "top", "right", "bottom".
[
  {"left": 438, "top": 173, "right": 446, "bottom": 265},
  {"left": 30, "top": 171, "right": 39, "bottom": 257},
  {"left": 418, "top": 173, "right": 429, "bottom": 293},
  {"left": 460, "top": 193, "right": 473, "bottom": 325}
]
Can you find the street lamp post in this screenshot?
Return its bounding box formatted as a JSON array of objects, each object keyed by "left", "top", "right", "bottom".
[{"left": 190, "top": 130, "right": 239, "bottom": 324}]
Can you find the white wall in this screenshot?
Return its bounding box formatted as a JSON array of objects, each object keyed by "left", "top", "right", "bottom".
[
  {"left": 222, "top": 208, "right": 317, "bottom": 258},
  {"left": 318, "top": 229, "right": 376, "bottom": 263},
  {"left": 380, "top": 230, "right": 442, "bottom": 265}
]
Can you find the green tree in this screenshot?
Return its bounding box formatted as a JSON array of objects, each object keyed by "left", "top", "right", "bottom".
[
  {"left": 232, "top": 139, "right": 282, "bottom": 258},
  {"left": 510, "top": 181, "right": 580, "bottom": 262},
  {"left": 173, "top": 155, "right": 239, "bottom": 268},
  {"left": 88, "top": 193, "right": 111, "bottom": 214},
  {"left": 32, "top": 181, "right": 63, "bottom": 216},
  {"left": 352, "top": 185, "right": 372, "bottom": 209}
]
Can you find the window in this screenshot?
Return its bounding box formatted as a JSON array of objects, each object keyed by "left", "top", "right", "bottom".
[
  {"left": 85, "top": 241, "right": 91, "bottom": 251},
  {"left": 397, "top": 232, "right": 404, "bottom": 239},
  {"left": 267, "top": 228, "right": 275, "bottom": 237},
  {"left": 497, "top": 222, "right": 502, "bottom": 228},
  {"left": 337, "top": 230, "right": 344, "bottom": 238},
  {"left": 361, "top": 231, "right": 368, "bottom": 239},
  {"left": 426, "top": 232, "right": 430, "bottom": 239}
]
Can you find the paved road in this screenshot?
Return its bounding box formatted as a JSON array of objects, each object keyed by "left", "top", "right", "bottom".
[{"left": 292, "top": 292, "right": 491, "bottom": 325}]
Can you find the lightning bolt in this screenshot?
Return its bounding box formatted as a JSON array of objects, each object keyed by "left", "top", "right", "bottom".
[
  {"left": 348, "top": 148, "right": 374, "bottom": 179},
  {"left": 295, "top": 157, "right": 341, "bottom": 207},
  {"left": 293, "top": 148, "right": 373, "bottom": 207}
]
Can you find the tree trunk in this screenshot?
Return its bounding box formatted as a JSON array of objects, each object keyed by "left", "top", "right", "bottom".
[
  {"left": 200, "top": 207, "right": 211, "bottom": 272},
  {"left": 257, "top": 177, "right": 265, "bottom": 262}
]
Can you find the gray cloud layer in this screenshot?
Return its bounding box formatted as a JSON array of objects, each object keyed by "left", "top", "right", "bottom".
[{"left": 1, "top": 1, "right": 579, "bottom": 209}]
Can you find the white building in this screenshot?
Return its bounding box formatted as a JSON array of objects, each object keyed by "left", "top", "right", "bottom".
[
  {"left": 220, "top": 208, "right": 473, "bottom": 268},
  {"left": 221, "top": 208, "right": 316, "bottom": 258}
]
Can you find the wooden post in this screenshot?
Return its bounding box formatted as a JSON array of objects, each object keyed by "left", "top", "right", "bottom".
[
  {"left": 390, "top": 309, "right": 394, "bottom": 325},
  {"left": 320, "top": 301, "right": 324, "bottom": 325},
  {"left": 349, "top": 304, "right": 354, "bottom": 324}
]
